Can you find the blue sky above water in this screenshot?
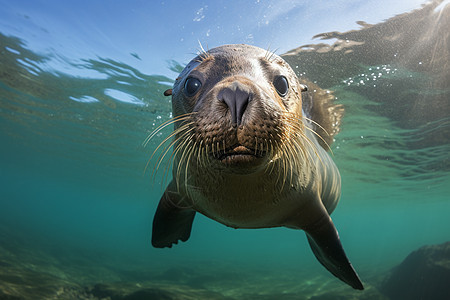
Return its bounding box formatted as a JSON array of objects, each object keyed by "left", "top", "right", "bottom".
[{"left": 0, "top": 0, "right": 427, "bottom": 78}]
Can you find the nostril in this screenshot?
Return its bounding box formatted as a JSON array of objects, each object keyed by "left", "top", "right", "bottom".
[
  {"left": 218, "top": 83, "right": 251, "bottom": 125},
  {"left": 218, "top": 89, "right": 238, "bottom": 124},
  {"left": 235, "top": 93, "right": 249, "bottom": 125}
]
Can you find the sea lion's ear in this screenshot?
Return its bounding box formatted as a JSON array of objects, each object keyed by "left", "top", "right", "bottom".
[
  {"left": 164, "top": 89, "right": 173, "bottom": 96},
  {"left": 300, "top": 84, "right": 308, "bottom": 92}
]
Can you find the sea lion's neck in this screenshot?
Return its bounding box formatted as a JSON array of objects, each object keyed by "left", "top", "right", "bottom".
[{"left": 183, "top": 155, "right": 318, "bottom": 228}]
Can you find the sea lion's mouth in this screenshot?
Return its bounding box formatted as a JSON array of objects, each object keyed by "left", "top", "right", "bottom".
[{"left": 215, "top": 145, "right": 265, "bottom": 166}]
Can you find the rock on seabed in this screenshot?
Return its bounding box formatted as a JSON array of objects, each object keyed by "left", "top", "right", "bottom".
[{"left": 381, "top": 241, "right": 450, "bottom": 300}]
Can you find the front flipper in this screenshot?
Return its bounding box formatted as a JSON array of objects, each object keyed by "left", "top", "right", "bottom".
[
  {"left": 304, "top": 215, "right": 364, "bottom": 290},
  {"left": 151, "top": 183, "right": 196, "bottom": 248}
]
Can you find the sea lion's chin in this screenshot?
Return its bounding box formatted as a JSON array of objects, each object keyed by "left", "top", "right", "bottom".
[{"left": 213, "top": 145, "right": 267, "bottom": 173}]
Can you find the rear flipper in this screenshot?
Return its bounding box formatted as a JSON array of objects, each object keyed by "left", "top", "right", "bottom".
[
  {"left": 305, "top": 215, "right": 364, "bottom": 290},
  {"left": 151, "top": 184, "right": 196, "bottom": 248}
]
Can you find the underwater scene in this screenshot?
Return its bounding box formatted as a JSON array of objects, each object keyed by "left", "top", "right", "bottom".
[{"left": 0, "top": 0, "right": 449, "bottom": 299}]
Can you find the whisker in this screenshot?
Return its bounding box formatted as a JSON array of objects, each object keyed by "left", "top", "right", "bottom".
[
  {"left": 176, "top": 139, "right": 193, "bottom": 192},
  {"left": 212, "top": 137, "right": 216, "bottom": 157},
  {"left": 157, "top": 135, "right": 187, "bottom": 193},
  {"left": 163, "top": 135, "right": 189, "bottom": 187},
  {"left": 283, "top": 120, "right": 311, "bottom": 163},
  {"left": 143, "top": 113, "right": 195, "bottom": 147},
  {"left": 302, "top": 115, "right": 331, "bottom": 137},
  {"left": 286, "top": 120, "right": 319, "bottom": 164},
  {"left": 204, "top": 142, "right": 210, "bottom": 166},
  {"left": 152, "top": 122, "right": 193, "bottom": 158},
  {"left": 183, "top": 141, "right": 196, "bottom": 195},
  {"left": 304, "top": 125, "right": 333, "bottom": 154},
  {"left": 265, "top": 46, "right": 279, "bottom": 62},
  {"left": 280, "top": 113, "right": 326, "bottom": 162},
  {"left": 298, "top": 130, "right": 324, "bottom": 168},
  {"left": 196, "top": 139, "right": 203, "bottom": 167},
  {"left": 206, "top": 143, "right": 212, "bottom": 165},
  {"left": 281, "top": 143, "right": 290, "bottom": 191},
  {"left": 144, "top": 126, "right": 183, "bottom": 176},
  {"left": 283, "top": 112, "right": 333, "bottom": 154},
  {"left": 265, "top": 44, "right": 272, "bottom": 60},
  {"left": 265, "top": 139, "right": 276, "bottom": 175},
  {"left": 161, "top": 131, "right": 196, "bottom": 187},
  {"left": 152, "top": 127, "right": 195, "bottom": 178},
  {"left": 146, "top": 124, "right": 194, "bottom": 176},
  {"left": 197, "top": 40, "right": 210, "bottom": 61},
  {"left": 284, "top": 140, "right": 296, "bottom": 186}
]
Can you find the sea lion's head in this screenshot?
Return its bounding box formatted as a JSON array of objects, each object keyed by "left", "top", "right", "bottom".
[{"left": 161, "top": 44, "right": 309, "bottom": 176}]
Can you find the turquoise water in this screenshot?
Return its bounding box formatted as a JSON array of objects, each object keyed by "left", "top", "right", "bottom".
[{"left": 1, "top": 1, "right": 449, "bottom": 299}]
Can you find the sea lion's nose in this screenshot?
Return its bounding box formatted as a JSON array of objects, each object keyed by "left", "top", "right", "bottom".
[{"left": 218, "top": 81, "right": 251, "bottom": 125}]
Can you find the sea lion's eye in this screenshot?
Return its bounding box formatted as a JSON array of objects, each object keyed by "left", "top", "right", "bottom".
[
  {"left": 273, "top": 75, "right": 289, "bottom": 97},
  {"left": 184, "top": 77, "right": 202, "bottom": 97}
]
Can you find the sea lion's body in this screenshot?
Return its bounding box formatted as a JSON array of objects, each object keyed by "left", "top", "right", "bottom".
[{"left": 150, "top": 44, "right": 363, "bottom": 290}]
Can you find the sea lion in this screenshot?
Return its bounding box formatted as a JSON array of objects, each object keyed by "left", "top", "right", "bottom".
[{"left": 150, "top": 44, "right": 363, "bottom": 290}]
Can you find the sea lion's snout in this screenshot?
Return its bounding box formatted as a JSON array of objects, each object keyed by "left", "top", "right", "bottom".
[
  {"left": 217, "top": 81, "right": 252, "bottom": 126},
  {"left": 208, "top": 79, "right": 274, "bottom": 170}
]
